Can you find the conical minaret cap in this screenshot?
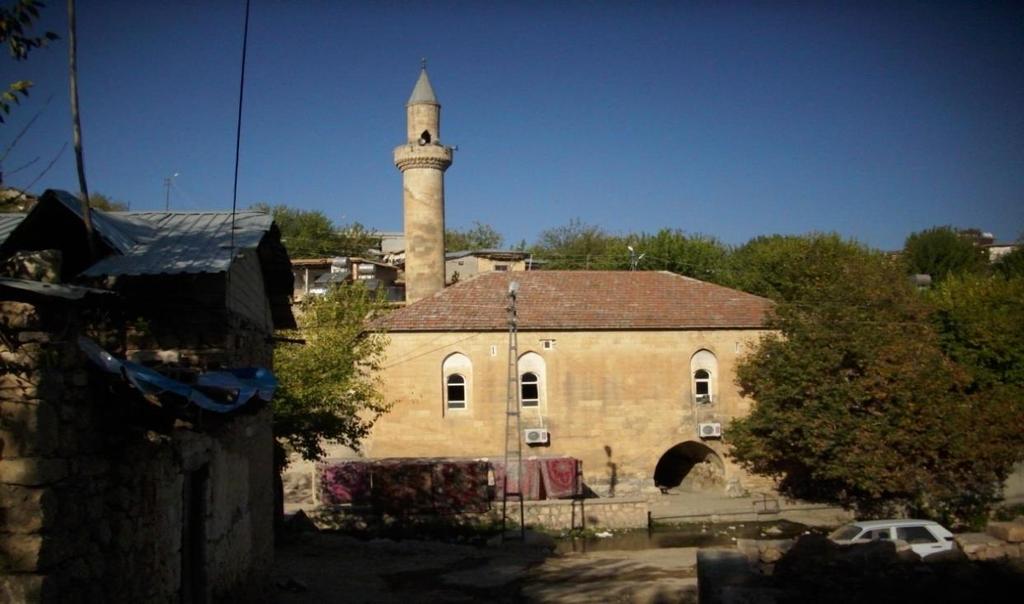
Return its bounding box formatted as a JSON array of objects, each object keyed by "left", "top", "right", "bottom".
[{"left": 407, "top": 69, "right": 439, "bottom": 105}]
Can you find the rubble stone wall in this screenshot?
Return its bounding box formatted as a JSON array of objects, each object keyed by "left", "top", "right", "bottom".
[
  {"left": 481, "top": 497, "right": 648, "bottom": 531},
  {"left": 0, "top": 298, "right": 274, "bottom": 603},
  {"left": 957, "top": 519, "right": 1024, "bottom": 561}
]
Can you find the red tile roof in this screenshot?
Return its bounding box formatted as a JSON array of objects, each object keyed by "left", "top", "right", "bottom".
[{"left": 374, "top": 271, "right": 772, "bottom": 331}]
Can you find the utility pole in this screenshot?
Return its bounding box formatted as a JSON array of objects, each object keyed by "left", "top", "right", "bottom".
[
  {"left": 68, "top": 0, "right": 95, "bottom": 259},
  {"left": 627, "top": 245, "right": 645, "bottom": 271},
  {"left": 501, "top": 280, "right": 525, "bottom": 540},
  {"left": 164, "top": 172, "right": 178, "bottom": 211}
]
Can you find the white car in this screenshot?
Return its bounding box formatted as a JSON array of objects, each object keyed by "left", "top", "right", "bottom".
[{"left": 828, "top": 519, "right": 956, "bottom": 559}]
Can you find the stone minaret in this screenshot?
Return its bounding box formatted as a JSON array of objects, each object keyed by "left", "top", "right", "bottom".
[{"left": 394, "top": 66, "right": 454, "bottom": 303}]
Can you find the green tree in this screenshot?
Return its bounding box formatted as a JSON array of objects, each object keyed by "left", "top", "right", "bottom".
[
  {"left": 626, "top": 229, "right": 731, "bottom": 283},
  {"left": 445, "top": 220, "right": 503, "bottom": 251},
  {"left": 273, "top": 283, "right": 390, "bottom": 462},
  {"left": 930, "top": 273, "right": 1024, "bottom": 391},
  {"left": 0, "top": 189, "right": 125, "bottom": 211},
  {"left": 727, "top": 242, "right": 1024, "bottom": 525},
  {"left": 902, "top": 226, "right": 989, "bottom": 281},
  {"left": 725, "top": 233, "right": 875, "bottom": 302},
  {"left": 88, "top": 191, "right": 128, "bottom": 211},
  {"left": 530, "top": 218, "right": 624, "bottom": 269},
  {"left": 252, "top": 203, "right": 377, "bottom": 259},
  {"left": 1, "top": 0, "right": 58, "bottom": 124}
]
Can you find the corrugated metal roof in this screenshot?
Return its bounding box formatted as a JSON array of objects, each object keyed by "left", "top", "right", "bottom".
[
  {"left": 81, "top": 210, "right": 273, "bottom": 277},
  {"left": 0, "top": 276, "right": 113, "bottom": 300},
  {"left": 0, "top": 213, "right": 26, "bottom": 243},
  {"left": 4, "top": 191, "right": 275, "bottom": 278},
  {"left": 48, "top": 190, "right": 138, "bottom": 253},
  {"left": 2, "top": 190, "right": 293, "bottom": 328},
  {"left": 446, "top": 249, "right": 530, "bottom": 260}
]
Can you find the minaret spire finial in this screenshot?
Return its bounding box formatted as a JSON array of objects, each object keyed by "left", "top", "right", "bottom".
[{"left": 421, "top": 57, "right": 427, "bottom": 71}]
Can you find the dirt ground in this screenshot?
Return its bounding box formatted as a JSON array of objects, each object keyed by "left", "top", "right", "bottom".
[
  {"left": 273, "top": 531, "right": 699, "bottom": 604},
  {"left": 272, "top": 490, "right": 851, "bottom": 603}
]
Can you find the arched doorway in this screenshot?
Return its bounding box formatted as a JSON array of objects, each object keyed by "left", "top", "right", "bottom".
[{"left": 653, "top": 441, "right": 725, "bottom": 492}]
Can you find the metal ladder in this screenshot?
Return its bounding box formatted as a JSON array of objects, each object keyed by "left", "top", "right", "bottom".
[{"left": 501, "top": 280, "right": 525, "bottom": 540}]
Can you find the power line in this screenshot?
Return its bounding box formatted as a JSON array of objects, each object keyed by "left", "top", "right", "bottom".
[
  {"left": 379, "top": 332, "right": 485, "bottom": 369},
  {"left": 169, "top": 180, "right": 202, "bottom": 210}
]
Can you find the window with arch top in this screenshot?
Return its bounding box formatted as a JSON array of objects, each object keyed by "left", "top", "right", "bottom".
[
  {"left": 521, "top": 372, "right": 539, "bottom": 407},
  {"left": 518, "top": 352, "right": 546, "bottom": 409},
  {"left": 690, "top": 349, "right": 718, "bottom": 405},
  {"left": 446, "top": 374, "right": 466, "bottom": 409},
  {"left": 694, "top": 369, "right": 711, "bottom": 399},
  {"left": 442, "top": 352, "right": 472, "bottom": 412}
]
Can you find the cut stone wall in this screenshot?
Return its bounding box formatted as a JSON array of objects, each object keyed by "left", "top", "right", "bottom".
[
  {"left": 366, "top": 329, "right": 772, "bottom": 494},
  {"left": 0, "top": 296, "right": 274, "bottom": 603}
]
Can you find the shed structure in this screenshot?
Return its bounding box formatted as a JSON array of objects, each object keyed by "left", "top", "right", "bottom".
[{"left": 0, "top": 190, "right": 293, "bottom": 602}]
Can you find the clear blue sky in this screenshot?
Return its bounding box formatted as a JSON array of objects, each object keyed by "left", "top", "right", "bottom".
[{"left": 3, "top": 0, "right": 1022, "bottom": 250}]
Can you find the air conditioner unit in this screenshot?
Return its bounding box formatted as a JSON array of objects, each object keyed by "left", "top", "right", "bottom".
[
  {"left": 698, "top": 422, "right": 722, "bottom": 439},
  {"left": 524, "top": 428, "right": 549, "bottom": 445}
]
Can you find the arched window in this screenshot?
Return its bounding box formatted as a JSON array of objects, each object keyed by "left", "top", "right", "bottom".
[
  {"left": 442, "top": 353, "right": 472, "bottom": 412},
  {"left": 690, "top": 349, "right": 718, "bottom": 405},
  {"left": 518, "top": 352, "right": 546, "bottom": 409},
  {"left": 694, "top": 369, "right": 711, "bottom": 401},
  {"left": 446, "top": 374, "right": 466, "bottom": 409},
  {"left": 521, "top": 372, "right": 539, "bottom": 407}
]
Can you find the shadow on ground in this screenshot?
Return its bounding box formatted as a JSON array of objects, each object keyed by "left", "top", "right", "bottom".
[
  {"left": 699, "top": 533, "right": 1024, "bottom": 604},
  {"left": 274, "top": 530, "right": 699, "bottom": 603}
]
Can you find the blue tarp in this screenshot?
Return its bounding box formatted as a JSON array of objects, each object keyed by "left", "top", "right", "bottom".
[{"left": 78, "top": 337, "right": 276, "bottom": 413}]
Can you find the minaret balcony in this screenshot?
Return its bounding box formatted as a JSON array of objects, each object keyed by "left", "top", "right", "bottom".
[{"left": 394, "top": 143, "right": 454, "bottom": 172}]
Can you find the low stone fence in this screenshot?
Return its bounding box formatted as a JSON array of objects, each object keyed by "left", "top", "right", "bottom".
[
  {"left": 498, "top": 497, "right": 648, "bottom": 531},
  {"left": 305, "top": 496, "right": 651, "bottom": 532}
]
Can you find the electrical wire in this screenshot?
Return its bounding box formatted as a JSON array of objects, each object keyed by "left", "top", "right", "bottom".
[{"left": 380, "top": 332, "right": 487, "bottom": 369}]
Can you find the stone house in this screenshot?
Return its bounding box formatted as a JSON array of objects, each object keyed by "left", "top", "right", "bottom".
[
  {"left": 0, "top": 188, "right": 37, "bottom": 213},
  {"left": 291, "top": 256, "right": 401, "bottom": 302},
  {"left": 0, "top": 190, "right": 293, "bottom": 602},
  {"left": 445, "top": 249, "right": 531, "bottom": 284},
  {"left": 365, "top": 270, "right": 774, "bottom": 496},
  {"left": 983, "top": 240, "right": 1020, "bottom": 262}
]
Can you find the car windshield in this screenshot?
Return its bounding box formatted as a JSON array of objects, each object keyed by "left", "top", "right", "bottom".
[{"left": 829, "top": 525, "right": 863, "bottom": 540}]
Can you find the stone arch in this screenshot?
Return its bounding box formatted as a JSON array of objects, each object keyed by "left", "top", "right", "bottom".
[{"left": 653, "top": 441, "right": 725, "bottom": 491}]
